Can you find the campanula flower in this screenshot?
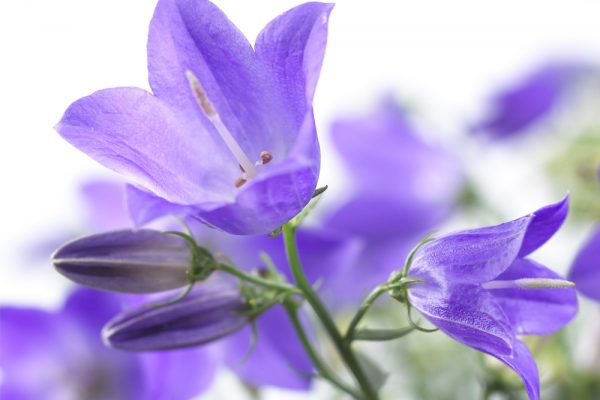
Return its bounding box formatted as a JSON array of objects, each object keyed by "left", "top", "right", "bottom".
[
  {"left": 56, "top": 0, "right": 334, "bottom": 235},
  {"left": 0, "top": 289, "right": 217, "bottom": 399},
  {"left": 568, "top": 225, "right": 600, "bottom": 301},
  {"left": 471, "top": 61, "right": 595, "bottom": 138},
  {"left": 405, "top": 197, "right": 577, "bottom": 400},
  {"left": 52, "top": 229, "right": 192, "bottom": 294}
]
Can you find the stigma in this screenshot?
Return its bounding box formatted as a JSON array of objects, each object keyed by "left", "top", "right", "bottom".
[
  {"left": 186, "top": 70, "right": 273, "bottom": 187},
  {"left": 482, "top": 278, "right": 575, "bottom": 290}
]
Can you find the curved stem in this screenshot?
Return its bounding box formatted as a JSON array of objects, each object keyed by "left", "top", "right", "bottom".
[
  {"left": 217, "top": 263, "right": 301, "bottom": 294},
  {"left": 282, "top": 223, "right": 379, "bottom": 400},
  {"left": 283, "top": 299, "right": 361, "bottom": 399}
]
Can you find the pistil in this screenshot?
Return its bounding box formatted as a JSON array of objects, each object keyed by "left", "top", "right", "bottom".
[
  {"left": 186, "top": 70, "right": 258, "bottom": 179},
  {"left": 483, "top": 278, "right": 575, "bottom": 290}
]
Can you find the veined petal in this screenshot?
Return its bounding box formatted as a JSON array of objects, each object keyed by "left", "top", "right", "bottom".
[
  {"left": 568, "top": 225, "right": 600, "bottom": 301},
  {"left": 148, "top": 0, "right": 281, "bottom": 158},
  {"left": 518, "top": 195, "right": 569, "bottom": 257},
  {"left": 52, "top": 230, "right": 191, "bottom": 293},
  {"left": 492, "top": 340, "right": 540, "bottom": 400},
  {"left": 256, "top": 2, "right": 334, "bottom": 129},
  {"left": 410, "top": 216, "right": 532, "bottom": 285},
  {"left": 55, "top": 87, "right": 234, "bottom": 205},
  {"left": 488, "top": 259, "right": 577, "bottom": 335},
  {"left": 409, "top": 284, "right": 515, "bottom": 356}
]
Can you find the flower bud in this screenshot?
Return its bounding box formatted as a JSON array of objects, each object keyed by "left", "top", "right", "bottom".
[
  {"left": 52, "top": 230, "right": 191, "bottom": 293},
  {"left": 102, "top": 283, "right": 248, "bottom": 351}
]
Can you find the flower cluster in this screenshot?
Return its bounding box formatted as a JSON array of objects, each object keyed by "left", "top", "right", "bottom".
[{"left": 4, "top": 0, "right": 598, "bottom": 399}]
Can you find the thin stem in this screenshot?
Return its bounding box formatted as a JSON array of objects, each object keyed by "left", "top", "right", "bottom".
[
  {"left": 345, "top": 279, "right": 418, "bottom": 343},
  {"left": 282, "top": 223, "right": 379, "bottom": 400},
  {"left": 217, "top": 263, "right": 301, "bottom": 294},
  {"left": 283, "top": 299, "right": 361, "bottom": 399}
]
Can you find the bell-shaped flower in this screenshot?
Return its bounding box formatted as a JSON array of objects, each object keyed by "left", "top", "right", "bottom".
[
  {"left": 56, "top": 0, "right": 334, "bottom": 235},
  {"left": 471, "top": 61, "right": 596, "bottom": 139},
  {"left": 568, "top": 225, "right": 600, "bottom": 301},
  {"left": 405, "top": 197, "right": 577, "bottom": 400},
  {"left": 103, "top": 281, "right": 248, "bottom": 351},
  {"left": 52, "top": 229, "right": 193, "bottom": 293},
  {"left": 0, "top": 288, "right": 218, "bottom": 399}
]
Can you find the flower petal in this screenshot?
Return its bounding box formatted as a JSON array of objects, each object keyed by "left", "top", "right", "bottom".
[
  {"left": 224, "top": 305, "right": 313, "bottom": 390},
  {"left": 518, "top": 195, "right": 569, "bottom": 257},
  {"left": 492, "top": 340, "right": 540, "bottom": 400},
  {"left": 55, "top": 87, "right": 234, "bottom": 205},
  {"left": 148, "top": 0, "right": 283, "bottom": 157},
  {"left": 410, "top": 215, "right": 532, "bottom": 285},
  {"left": 489, "top": 259, "right": 577, "bottom": 335},
  {"left": 568, "top": 225, "right": 600, "bottom": 301},
  {"left": 409, "top": 283, "right": 515, "bottom": 356},
  {"left": 126, "top": 184, "right": 192, "bottom": 228},
  {"left": 255, "top": 2, "right": 334, "bottom": 127}
]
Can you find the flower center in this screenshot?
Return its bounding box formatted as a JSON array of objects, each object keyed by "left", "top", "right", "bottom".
[
  {"left": 186, "top": 70, "right": 272, "bottom": 187},
  {"left": 482, "top": 278, "right": 575, "bottom": 290}
]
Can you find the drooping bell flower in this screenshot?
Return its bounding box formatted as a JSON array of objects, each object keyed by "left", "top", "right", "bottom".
[
  {"left": 103, "top": 281, "right": 248, "bottom": 351},
  {"left": 471, "top": 61, "right": 596, "bottom": 139},
  {"left": 404, "top": 197, "right": 577, "bottom": 400},
  {"left": 323, "top": 98, "right": 464, "bottom": 306},
  {"left": 0, "top": 288, "right": 218, "bottom": 400},
  {"left": 55, "top": 0, "right": 334, "bottom": 235},
  {"left": 568, "top": 225, "right": 600, "bottom": 301},
  {"left": 52, "top": 229, "right": 194, "bottom": 294}
]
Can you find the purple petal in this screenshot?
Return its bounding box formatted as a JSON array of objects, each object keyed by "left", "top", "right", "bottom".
[
  {"left": 224, "top": 305, "right": 313, "bottom": 390},
  {"left": 56, "top": 87, "right": 234, "bottom": 205},
  {"left": 408, "top": 284, "right": 515, "bottom": 357},
  {"left": 80, "top": 180, "right": 130, "bottom": 230},
  {"left": 126, "top": 184, "right": 191, "bottom": 227},
  {"left": 472, "top": 61, "right": 594, "bottom": 138},
  {"left": 148, "top": 0, "right": 289, "bottom": 159},
  {"left": 139, "top": 347, "right": 220, "bottom": 399},
  {"left": 568, "top": 225, "right": 600, "bottom": 301},
  {"left": 410, "top": 215, "right": 532, "bottom": 285},
  {"left": 103, "top": 282, "right": 247, "bottom": 351},
  {"left": 256, "top": 2, "right": 334, "bottom": 127},
  {"left": 518, "top": 195, "right": 569, "bottom": 257},
  {"left": 53, "top": 230, "right": 190, "bottom": 293},
  {"left": 492, "top": 340, "right": 540, "bottom": 400},
  {"left": 489, "top": 259, "right": 577, "bottom": 335}
]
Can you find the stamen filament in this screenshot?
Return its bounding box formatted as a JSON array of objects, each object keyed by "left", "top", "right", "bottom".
[
  {"left": 186, "top": 70, "right": 257, "bottom": 178},
  {"left": 483, "top": 278, "right": 575, "bottom": 290}
]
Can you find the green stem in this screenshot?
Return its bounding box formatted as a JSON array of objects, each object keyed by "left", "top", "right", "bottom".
[
  {"left": 283, "top": 299, "right": 361, "bottom": 399},
  {"left": 217, "top": 263, "right": 301, "bottom": 294},
  {"left": 345, "top": 279, "right": 417, "bottom": 343},
  {"left": 282, "top": 223, "right": 379, "bottom": 400}
]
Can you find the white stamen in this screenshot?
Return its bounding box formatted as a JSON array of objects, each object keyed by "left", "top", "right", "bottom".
[
  {"left": 186, "top": 70, "right": 257, "bottom": 179},
  {"left": 483, "top": 278, "right": 575, "bottom": 290}
]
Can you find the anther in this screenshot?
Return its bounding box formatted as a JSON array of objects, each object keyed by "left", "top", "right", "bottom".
[
  {"left": 235, "top": 177, "right": 247, "bottom": 188},
  {"left": 259, "top": 151, "right": 273, "bottom": 165}
]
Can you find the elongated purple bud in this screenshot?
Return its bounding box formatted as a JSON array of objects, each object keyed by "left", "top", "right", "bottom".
[
  {"left": 52, "top": 230, "right": 190, "bottom": 293},
  {"left": 102, "top": 283, "right": 248, "bottom": 351}
]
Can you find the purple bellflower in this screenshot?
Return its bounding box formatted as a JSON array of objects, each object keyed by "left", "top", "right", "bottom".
[
  {"left": 0, "top": 288, "right": 218, "bottom": 400},
  {"left": 472, "top": 61, "right": 595, "bottom": 139},
  {"left": 52, "top": 229, "right": 192, "bottom": 294},
  {"left": 568, "top": 225, "right": 600, "bottom": 302},
  {"left": 324, "top": 99, "right": 464, "bottom": 305},
  {"left": 405, "top": 197, "right": 577, "bottom": 400},
  {"left": 56, "top": 0, "right": 334, "bottom": 235}
]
